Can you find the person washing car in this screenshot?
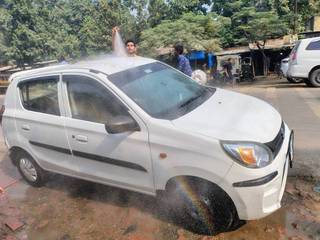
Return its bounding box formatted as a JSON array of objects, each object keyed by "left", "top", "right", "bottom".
[
  {"left": 112, "top": 26, "right": 137, "bottom": 57},
  {"left": 174, "top": 43, "right": 192, "bottom": 77}
]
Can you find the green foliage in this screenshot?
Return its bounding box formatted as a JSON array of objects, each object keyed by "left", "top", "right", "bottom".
[
  {"left": 167, "top": 0, "right": 212, "bottom": 18},
  {"left": 2, "top": 0, "right": 44, "bottom": 67},
  {"left": 148, "top": 0, "right": 170, "bottom": 27},
  {"left": 0, "top": 0, "right": 319, "bottom": 66},
  {"left": 81, "top": 0, "right": 136, "bottom": 54},
  {"left": 139, "top": 13, "right": 221, "bottom": 57},
  {"left": 233, "top": 8, "right": 288, "bottom": 45},
  {"left": 0, "top": 0, "right": 136, "bottom": 66},
  {"left": 0, "top": 6, "right": 10, "bottom": 64}
]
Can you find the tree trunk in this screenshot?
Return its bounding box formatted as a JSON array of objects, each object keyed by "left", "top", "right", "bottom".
[{"left": 255, "top": 40, "right": 268, "bottom": 76}]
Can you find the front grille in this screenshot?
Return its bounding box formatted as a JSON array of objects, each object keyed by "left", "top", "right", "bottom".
[{"left": 265, "top": 121, "right": 285, "bottom": 158}]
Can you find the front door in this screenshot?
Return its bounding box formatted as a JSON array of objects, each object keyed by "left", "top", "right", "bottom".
[{"left": 61, "top": 74, "right": 154, "bottom": 194}]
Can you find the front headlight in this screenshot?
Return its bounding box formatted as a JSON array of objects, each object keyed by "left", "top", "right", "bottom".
[{"left": 221, "top": 141, "right": 273, "bottom": 168}]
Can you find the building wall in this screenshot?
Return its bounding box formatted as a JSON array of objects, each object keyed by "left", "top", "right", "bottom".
[
  {"left": 305, "top": 16, "right": 320, "bottom": 31},
  {"left": 315, "top": 16, "right": 320, "bottom": 31}
]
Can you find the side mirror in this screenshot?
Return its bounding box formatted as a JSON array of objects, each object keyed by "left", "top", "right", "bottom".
[{"left": 105, "top": 115, "right": 140, "bottom": 134}]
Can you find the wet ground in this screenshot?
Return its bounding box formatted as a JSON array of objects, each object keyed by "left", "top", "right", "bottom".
[
  {"left": 1, "top": 78, "right": 320, "bottom": 240},
  {"left": 0, "top": 157, "right": 319, "bottom": 240}
]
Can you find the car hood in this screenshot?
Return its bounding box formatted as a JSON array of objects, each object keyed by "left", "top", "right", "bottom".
[{"left": 172, "top": 88, "right": 282, "bottom": 143}]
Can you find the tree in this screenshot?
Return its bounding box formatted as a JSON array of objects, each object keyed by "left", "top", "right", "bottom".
[
  {"left": 87, "top": 0, "right": 136, "bottom": 54},
  {"left": 168, "top": 0, "right": 213, "bottom": 18},
  {"left": 2, "top": 0, "right": 45, "bottom": 67},
  {"left": 139, "top": 13, "right": 221, "bottom": 57},
  {"left": 148, "top": 0, "right": 170, "bottom": 27},
  {"left": 1, "top": 0, "right": 82, "bottom": 66},
  {"left": 211, "top": 0, "right": 251, "bottom": 17},
  {"left": 1, "top": 0, "right": 316, "bottom": 67},
  {"left": 273, "top": 0, "right": 290, "bottom": 16},
  {"left": 233, "top": 7, "right": 288, "bottom": 74},
  {"left": 123, "top": 0, "right": 148, "bottom": 41},
  {"left": 0, "top": 5, "right": 10, "bottom": 64}
]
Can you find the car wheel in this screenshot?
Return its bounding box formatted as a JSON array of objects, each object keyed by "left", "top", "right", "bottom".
[
  {"left": 309, "top": 69, "right": 320, "bottom": 87},
  {"left": 287, "top": 77, "right": 303, "bottom": 83},
  {"left": 15, "top": 151, "right": 46, "bottom": 187},
  {"left": 166, "top": 177, "right": 242, "bottom": 235}
]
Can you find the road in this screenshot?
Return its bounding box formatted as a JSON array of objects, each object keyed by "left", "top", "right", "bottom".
[
  {"left": 231, "top": 78, "right": 320, "bottom": 178},
  {"left": 0, "top": 78, "right": 319, "bottom": 240}
]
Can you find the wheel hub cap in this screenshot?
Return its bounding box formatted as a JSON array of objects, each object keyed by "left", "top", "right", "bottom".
[{"left": 19, "top": 158, "right": 37, "bottom": 182}]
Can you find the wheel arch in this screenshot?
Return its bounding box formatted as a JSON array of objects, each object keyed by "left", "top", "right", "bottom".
[
  {"left": 162, "top": 175, "right": 237, "bottom": 211},
  {"left": 9, "top": 146, "right": 34, "bottom": 166},
  {"left": 308, "top": 65, "right": 320, "bottom": 80}
]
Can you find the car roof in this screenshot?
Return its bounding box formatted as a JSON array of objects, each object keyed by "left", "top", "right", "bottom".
[
  {"left": 9, "top": 55, "right": 157, "bottom": 82},
  {"left": 300, "top": 36, "right": 320, "bottom": 43}
]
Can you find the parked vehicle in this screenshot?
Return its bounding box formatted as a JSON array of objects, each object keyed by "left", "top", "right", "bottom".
[
  {"left": 1, "top": 56, "right": 294, "bottom": 234},
  {"left": 280, "top": 58, "right": 289, "bottom": 77},
  {"left": 287, "top": 37, "right": 320, "bottom": 87},
  {"left": 280, "top": 58, "right": 303, "bottom": 83},
  {"left": 240, "top": 57, "right": 254, "bottom": 82}
]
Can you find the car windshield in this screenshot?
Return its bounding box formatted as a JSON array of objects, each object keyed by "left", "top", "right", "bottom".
[{"left": 108, "top": 62, "right": 215, "bottom": 120}]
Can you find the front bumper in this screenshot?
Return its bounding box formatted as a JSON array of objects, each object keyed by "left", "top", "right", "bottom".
[{"left": 220, "top": 124, "right": 292, "bottom": 220}]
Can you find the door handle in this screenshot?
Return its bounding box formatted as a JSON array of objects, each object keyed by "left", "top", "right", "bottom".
[
  {"left": 21, "top": 124, "right": 30, "bottom": 131},
  {"left": 73, "top": 135, "right": 88, "bottom": 143}
]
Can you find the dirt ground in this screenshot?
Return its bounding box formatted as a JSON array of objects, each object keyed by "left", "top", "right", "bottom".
[{"left": 0, "top": 154, "right": 319, "bottom": 240}]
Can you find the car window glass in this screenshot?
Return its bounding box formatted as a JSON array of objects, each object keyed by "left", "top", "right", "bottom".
[
  {"left": 19, "top": 76, "right": 60, "bottom": 116},
  {"left": 291, "top": 41, "right": 301, "bottom": 53},
  {"left": 64, "top": 75, "right": 130, "bottom": 124},
  {"left": 306, "top": 40, "right": 320, "bottom": 50},
  {"left": 109, "top": 62, "right": 214, "bottom": 120}
]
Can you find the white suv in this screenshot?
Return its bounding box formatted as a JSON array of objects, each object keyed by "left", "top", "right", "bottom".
[
  {"left": 1, "top": 56, "right": 294, "bottom": 234},
  {"left": 287, "top": 37, "right": 320, "bottom": 87}
]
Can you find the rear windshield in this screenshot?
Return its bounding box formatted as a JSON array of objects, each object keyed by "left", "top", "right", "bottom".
[
  {"left": 291, "top": 41, "right": 301, "bottom": 54},
  {"left": 108, "top": 62, "right": 215, "bottom": 120}
]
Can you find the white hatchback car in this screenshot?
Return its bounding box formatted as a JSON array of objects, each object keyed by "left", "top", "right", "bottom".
[
  {"left": 1, "top": 56, "right": 294, "bottom": 234},
  {"left": 287, "top": 36, "right": 320, "bottom": 87}
]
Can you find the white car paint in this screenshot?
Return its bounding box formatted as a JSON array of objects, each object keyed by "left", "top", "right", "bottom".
[
  {"left": 280, "top": 58, "right": 289, "bottom": 77},
  {"left": 172, "top": 89, "right": 281, "bottom": 142},
  {"left": 287, "top": 37, "right": 320, "bottom": 86},
  {"left": 2, "top": 56, "right": 292, "bottom": 221}
]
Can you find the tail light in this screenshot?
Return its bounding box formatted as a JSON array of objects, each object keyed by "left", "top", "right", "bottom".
[
  {"left": 0, "top": 105, "right": 5, "bottom": 124},
  {"left": 291, "top": 52, "right": 297, "bottom": 61}
]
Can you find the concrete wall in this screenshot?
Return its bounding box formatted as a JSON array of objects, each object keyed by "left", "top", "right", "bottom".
[{"left": 315, "top": 16, "right": 320, "bottom": 31}]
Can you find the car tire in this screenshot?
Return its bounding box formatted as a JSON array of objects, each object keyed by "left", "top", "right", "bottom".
[
  {"left": 287, "top": 77, "right": 303, "bottom": 83},
  {"left": 15, "top": 151, "right": 46, "bottom": 187},
  {"left": 309, "top": 69, "right": 320, "bottom": 87},
  {"left": 166, "top": 177, "right": 242, "bottom": 235},
  {"left": 305, "top": 79, "right": 315, "bottom": 87}
]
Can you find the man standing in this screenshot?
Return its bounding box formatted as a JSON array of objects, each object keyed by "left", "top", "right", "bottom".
[
  {"left": 174, "top": 44, "right": 192, "bottom": 77},
  {"left": 112, "top": 26, "right": 137, "bottom": 57},
  {"left": 223, "top": 58, "right": 233, "bottom": 84}
]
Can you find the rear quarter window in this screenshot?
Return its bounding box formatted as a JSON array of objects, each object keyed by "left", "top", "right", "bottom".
[
  {"left": 306, "top": 40, "right": 320, "bottom": 50},
  {"left": 18, "top": 76, "right": 60, "bottom": 116}
]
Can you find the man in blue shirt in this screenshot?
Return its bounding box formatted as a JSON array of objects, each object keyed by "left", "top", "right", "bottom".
[{"left": 174, "top": 44, "right": 192, "bottom": 77}]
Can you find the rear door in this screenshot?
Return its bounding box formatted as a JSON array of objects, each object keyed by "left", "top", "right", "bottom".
[
  {"left": 15, "top": 76, "right": 75, "bottom": 174},
  {"left": 305, "top": 39, "right": 320, "bottom": 68},
  {"left": 61, "top": 73, "right": 154, "bottom": 194}
]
